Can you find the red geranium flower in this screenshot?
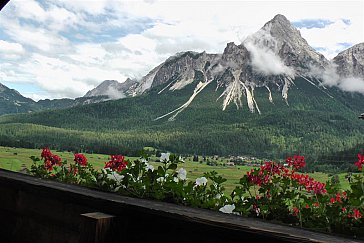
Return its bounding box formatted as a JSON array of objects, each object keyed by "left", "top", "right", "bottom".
[
  {"left": 286, "top": 155, "right": 306, "bottom": 171},
  {"left": 41, "top": 148, "right": 52, "bottom": 160},
  {"left": 354, "top": 154, "right": 364, "bottom": 171},
  {"left": 104, "top": 154, "right": 128, "bottom": 172},
  {"left": 40, "top": 148, "right": 61, "bottom": 171},
  {"left": 74, "top": 153, "right": 87, "bottom": 166},
  {"left": 348, "top": 208, "right": 363, "bottom": 220}
]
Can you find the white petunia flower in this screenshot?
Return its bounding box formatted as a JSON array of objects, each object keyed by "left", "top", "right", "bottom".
[
  {"left": 107, "top": 171, "right": 124, "bottom": 183},
  {"left": 219, "top": 204, "right": 235, "bottom": 214},
  {"left": 157, "top": 177, "right": 165, "bottom": 183},
  {"left": 195, "top": 177, "right": 208, "bottom": 186},
  {"left": 160, "top": 153, "right": 170, "bottom": 162},
  {"left": 177, "top": 168, "right": 187, "bottom": 180},
  {"left": 145, "top": 163, "right": 154, "bottom": 172},
  {"left": 215, "top": 194, "right": 222, "bottom": 199}
]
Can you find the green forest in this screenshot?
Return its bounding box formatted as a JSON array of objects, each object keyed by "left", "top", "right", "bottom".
[{"left": 0, "top": 77, "right": 363, "bottom": 173}]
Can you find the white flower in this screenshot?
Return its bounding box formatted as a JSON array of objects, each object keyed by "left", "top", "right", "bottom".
[
  {"left": 177, "top": 168, "right": 187, "bottom": 180},
  {"left": 160, "top": 153, "right": 170, "bottom": 162},
  {"left": 145, "top": 163, "right": 154, "bottom": 172},
  {"left": 141, "top": 158, "right": 148, "bottom": 163},
  {"left": 195, "top": 177, "right": 208, "bottom": 186},
  {"left": 107, "top": 171, "right": 124, "bottom": 183},
  {"left": 219, "top": 204, "right": 235, "bottom": 214},
  {"left": 255, "top": 207, "right": 261, "bottom": 216},
  {"left": 173, "top": 177, "right": 179, "bottom": 183},
  {"left": 215, "top": 194, "right": 222, "bottom": 199},
  {"left": 157, "top": 177, "right": 165, "bottom": 183}
]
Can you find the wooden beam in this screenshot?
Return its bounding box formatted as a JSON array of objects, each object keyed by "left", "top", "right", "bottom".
[{"left": 80, "top": 212, "right": 115, "bottom": 243}]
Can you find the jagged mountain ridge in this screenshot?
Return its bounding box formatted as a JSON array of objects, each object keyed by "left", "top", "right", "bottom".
[
  {"left": 84, "top": 79, "right": 138, "bottom": 100},
  {"left": 99, "top": 14, "right": 351, "bottom": 120},
  {"left": 333, "top": 43, "right": 364, "bottom": 79},
  {"left": 1, "top": 14, "right": 363, "bottom": 163},
  {"left": 1, "top": 14, "right": 363, "bottom": 118}
]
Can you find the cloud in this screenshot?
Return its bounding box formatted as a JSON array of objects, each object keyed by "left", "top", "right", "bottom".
[
  {"left": 310, "top": 63, "right": 364, "bottom": 94},
  {"left": 0, "top": 0, "right": 363, "bottom": 99},
  {"left": 298, "top": 18, "right": 363, "bottom": 59},
  {"left": 105, "top": 86, "right": 126, "bottom": 100},
  {"left": 244, "top": 31, "right": 295, "bottom": 77},
  {"left": 245, "top": 42, "right": 295, "bottom": 77},
  {"left": 0, "top": 40, "right": 25, "bottom": 59},
  {"left": 339, "top": 77, "right": 364, "bottom": 93}
]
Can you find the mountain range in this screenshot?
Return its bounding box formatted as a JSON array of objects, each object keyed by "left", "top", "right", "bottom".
[{"left": 0, "top": 14, "right": 363, "bottom": 170}]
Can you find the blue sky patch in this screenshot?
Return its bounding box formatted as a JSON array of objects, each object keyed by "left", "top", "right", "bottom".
[
  {"left": 2, "top": 82, "right": 42, "bottom": 94},
  {"left": 342, "top": 19, "right": 351, "bottom": 25},
  {"left": 293, "top": 19, "right": 334, "bottom": 29}
]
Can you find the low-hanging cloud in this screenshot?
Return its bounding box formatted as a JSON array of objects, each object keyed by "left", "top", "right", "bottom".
[
  {"left": 310, "top": 63, "right": 364, "bottom": 94},
  {"left": 243, "top": 30, "right": 295, "bottom": 77},
  {"left": 245, "top": 42, "right": 295, "bottom": 77},
  {"left": 105, "top": 86, "right": 126, "bottom": 100}
]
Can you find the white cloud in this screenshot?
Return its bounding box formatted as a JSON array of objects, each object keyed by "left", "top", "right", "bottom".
[
  {"left": 0, "top": 0, "right": 363, "bottom": 99},
  {"left": 243, "top": 30, "right": 295, "bottom": 77},
  {"left": 0, "top": 40, "right": 25, "bottom": 59},
  {"left": 245, "top": 42, "right": 295, "bottom": 77},
  {"left": 338, "top": 77, "right": 364, "bottom": 93},
  {"left": 311, "top": 63, "right": 364, "bottom": 94}
]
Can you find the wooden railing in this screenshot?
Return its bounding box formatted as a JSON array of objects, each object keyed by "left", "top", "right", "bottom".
[{"left": 0, "top": 169, "right": 361, "bottom": 243}]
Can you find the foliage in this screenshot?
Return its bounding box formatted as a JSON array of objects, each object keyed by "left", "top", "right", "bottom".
[
  {"left": 1, "top": 78, "right": 364, "bottom": 173},
  {"left": 29, "top": 148, "right": 363, "bottom": 237}
]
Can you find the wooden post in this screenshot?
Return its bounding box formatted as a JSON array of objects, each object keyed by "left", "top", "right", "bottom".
[{"left": 80, "top": 212, "right": 115, "bottom": 243}]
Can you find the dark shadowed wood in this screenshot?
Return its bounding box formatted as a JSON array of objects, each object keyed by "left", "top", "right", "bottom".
[
  {"left": 80, "top": 212, "right": 115, "bottom": 243},
  {"left": 0, "top": 169, "right": 362, "bottom": 243}
]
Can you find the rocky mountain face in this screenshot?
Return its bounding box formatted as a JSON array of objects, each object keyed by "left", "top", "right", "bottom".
[
  {"left": 333, "top": 42, "right": 364, "bottom": 79},
  {"left": 244, "top": 14, "right": 329, "bottom": 73},
  {"left": 1, "top": 14, "right": 362, "bottom": 118},
  {"left": 101, "top": 14, "right": 336, "bottom": 120},
  {"left": 84, "top": 79, "right": 138, "bottom": 99}
]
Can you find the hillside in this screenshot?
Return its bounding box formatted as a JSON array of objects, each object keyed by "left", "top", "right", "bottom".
[
  {"left": 0, "top": 14, "right": 363, "bottom": 171},
  {"left": 1, "top": 76, "right": 363, "bottom": 169}
]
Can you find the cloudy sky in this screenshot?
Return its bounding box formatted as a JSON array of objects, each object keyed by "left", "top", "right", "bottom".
[{"left": 0, "top": 0, "right": 363, "bottom": 100}]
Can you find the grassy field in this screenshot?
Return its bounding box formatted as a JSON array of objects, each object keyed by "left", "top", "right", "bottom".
[{"left": 0, "top": 146, "right": 351, "bottom": 193}]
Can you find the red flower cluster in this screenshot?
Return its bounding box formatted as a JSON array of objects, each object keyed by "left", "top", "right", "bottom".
[
  {"left": 74, "top": 153, "right": 87, "bottom": 166},
  {"left": 260, "top": 161, "right": 285, "bottom": 175},
  {"left": 40, "top": 148, "right": 61, "bottom": 171},
  {"left": 348, "top": 208, "right": 363, "bottom": 220},
  {"left": 291, "top": 207, "right": 299, "bottom": 217},
  {"left": 104, "top": 155, "right": 128, "bottom": 172},
  {"left": 329, "top": 192, "right": 347, "bottom": 204},
  {"left": 246, "top": 157, "right": 327, "bottom": 195},
  {"left": 313, "top": 202, "right": 320, "bottom": 208},
  {"left": 291, "top": 174, "right": 327, "bottom": 194},
  {"left": 354, "top": 154, "right": 364, "bottom": 170},
  {"left": 286, "top": 155, "right": 306, "bottom": 171}
]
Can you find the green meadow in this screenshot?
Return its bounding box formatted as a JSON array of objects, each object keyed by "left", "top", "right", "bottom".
[{"left": 0, "top": 146, "right": 351, "bottom": 193}]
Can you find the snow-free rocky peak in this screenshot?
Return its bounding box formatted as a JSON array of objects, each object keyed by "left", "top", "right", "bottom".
[
  {"left": 333, "top": 42, "right": 364, "bottom": 79},
  {"left": 82, "top": 14, "right": 360, "bottom": 120},
  {"left": 84, "top": 79, "right": 138, "bottom": 99},
  {"left": 244, "top": 14, "right": 329, "bottom": 74}
]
